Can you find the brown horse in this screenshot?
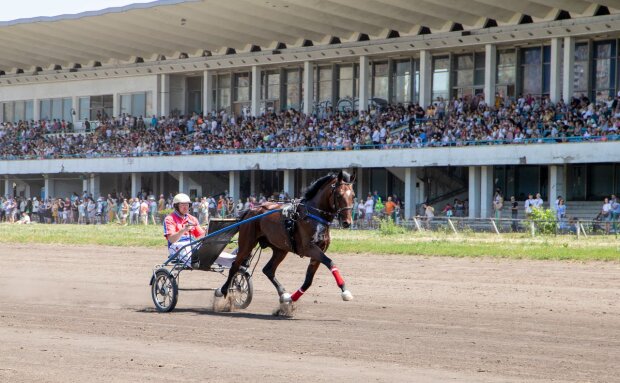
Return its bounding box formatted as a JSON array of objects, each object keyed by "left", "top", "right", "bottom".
[{"left": 216, "top": 170, "right": 356, "bottom": 304}]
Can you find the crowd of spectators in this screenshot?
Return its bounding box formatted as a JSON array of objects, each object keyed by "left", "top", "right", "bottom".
[{"left": 1, "top": 93, "right": 619, "bottom": 160}]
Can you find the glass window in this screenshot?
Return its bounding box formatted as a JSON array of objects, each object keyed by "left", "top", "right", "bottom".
[
  {"left": 432, "top": 56, "right": 449, "bottom": 101},
  {"left": 268, "top": 71, "right": 280, "bottom": 100},
  {"left": 496, "top": 50, "right": 516, "bottom": 86},
  {"left": 338, "top": 65, "right": 354, "bottom": 99},
  {"left": 79, "top": 97, "right": 90, "bottom": 120},
  {"left": 593, "top": 41, "right": 616, "bottom": 102},
  {"left": 62, "top": 98, "right": 72, "bottom": 121},
  {"left": 121, "top": 95, "right": 131, "bottom": 115},
  {"left": 574, "top": 43, "right": 589, "bottom": 97},
  {"left": 318, "top": 66, "right": 332, "bottom": 103},
  {"left": 392, "top": 60, "right": 411, "bottom": 103},
  {"left": 217, "top": 74, "right": 231, "bottom": 112},
  {"left": 40, "top": 99, "right": 51, "bottom": 120},
  {"left": 521, "top": 47, "right": 543, "bottom": 96},
  {"left": 413, "top": 59, "right": 420, "bottom": 103},
  {"left": 234, "top": 72, "right": 250, "bottom": 102},
  {"left": 14, "top": 101, "right": 25, "bottom": 121},
  {"left": 588, "top": 164, "right": 613, "bottom": 199},
  {"left": 372, "top": 62, "right": 388, "bottom": 100},
  {"left": 25, "top": 100, "right": 33, "bottom": 121},
  {"left": 285, "top": 68, "right": 301, "bottom": 110},
  {"left": 133, "top": 93, "right": 146, "bottom": 117}
]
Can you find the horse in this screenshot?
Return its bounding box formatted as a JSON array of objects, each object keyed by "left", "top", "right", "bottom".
[{"left": 216, "top": 170, "right": 356, "bottom": 306}]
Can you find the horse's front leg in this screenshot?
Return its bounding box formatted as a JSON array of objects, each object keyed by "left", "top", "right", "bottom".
[{"left": 285, "top": 247, "right": 353, "bottom": 302}]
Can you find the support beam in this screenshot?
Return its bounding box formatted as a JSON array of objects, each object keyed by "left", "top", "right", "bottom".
[
  {"left": 548, "top": 165, "right": 565, "bottom": 211},
  {"left": 484, "top": 44, "right": 497, "bottom": 107},
  {"left": 4, "top": 178, "right": 10, "bottom": 197},
  {"left": 550, "top": 38, "right": 562, "bottom": 103},
  {"left": 358, "top": 55, "right": 369, "bottom": 112},
  {"left": 468, "top": 166, "right": 481, "bottom": 219},
  {"left": 33, "top": 98, "right": 40, "bottom": 121},
  {"left": 161, "top": 73, "right": 170, "bottom": 118},
  {"left": 419, "top": 50, "right": 432, "bottom": 108},
  {"left": 131, "top": 172, "right": 142, "bottom": 198},
  {"left": 71, "top": 96, "right": 78, "bottom": 125},
  {"left": 250, "top": 170, "right": 257, "bottom": 197},
  {"left": 159, "top": 172, "right": 164, "bottom": 198},
  {"left": 82, "top": 178, "right": 88, "bottom": 197},
  {"left": 283, "top": 169, "right": 295, "bottom": 199},
  {"left": 562, "top": 37, "right": 575, "bottom": 102},
  {"left": 112, "top": 93, "right": 120, "bottom": 119},
  {"left": 404, "top": 168, "right": 418, "bottom": 220},
  {"left": 301, "top": 169, "right": 308, "bottom": 193},
  {"left": 89, "top": 173, "right": 101, "bottom": 199},
  {"left": 229, "top": 170, "right": 241, "bottom": 202},
  {"left": 177, "top": 172, "right": 188, "bottom": 195},
  {"left": 251, "top": 65, "right": 261, "bottom": 117},
  {"left": 44, "top": 176, "right": 55, "bottom": 200},
  {"left": 303, "top": 61, "right": 314, "bottom": 115},
  {"left": 356, "top": 168, "right": 364, "bottom": 203},
  {"left": 480, "top": 166, "right": 494, "bottom": 219}
]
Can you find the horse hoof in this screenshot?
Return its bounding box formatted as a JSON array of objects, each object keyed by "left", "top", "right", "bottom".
[
  {"left": 280, "top": 293, "right": 292, "bottom": 303},
  {"left": 341, "top": 290, "right": 353, "bottom": 301},
  {"left": 214, "top": 288, "right": 224, "bottom": 298}
]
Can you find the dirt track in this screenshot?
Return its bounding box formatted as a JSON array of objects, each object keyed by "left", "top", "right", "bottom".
[{"left": 1, "top": 243, "right": 619, "bottom": 383}]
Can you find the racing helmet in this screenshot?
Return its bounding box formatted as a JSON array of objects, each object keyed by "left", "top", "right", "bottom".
[{"left": 172, "top": 193, "right": 191, "bottom": 207}]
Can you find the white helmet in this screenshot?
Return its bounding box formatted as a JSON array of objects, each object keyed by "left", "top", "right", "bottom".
[{"left": 173, "top": 193, "right": 191, "bottom": 205}]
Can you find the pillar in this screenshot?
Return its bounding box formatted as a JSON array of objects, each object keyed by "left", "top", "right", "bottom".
[
  {"left": 131, "top": 172, "right": 142, "bottom": 198},
  {"left": 303, "top": 61, "right": 314, "bottom": 115},
  {"left": 358, "top": 55, "right": 369, "bottom": 112},
  {"left": 112, "top": 93, "right": 120, "bottom": 118},
  {"left": 549, "top": 38, "right": 562, "bottom": 104},
  {"left": 82, "top": 178, "right": 88, "bottom": 197},
  {"left": 419, "top": 50, "right": 432, "bottom": 108},
  {"left": 250, "top": 169, "right": 257, "bottom": 196},
  {"left": 4, "top": 178, "right": 10, "bottom": 197},
  {"left": 283, "top": 170, "right": 295, "bottom": 198},
  {"left": 71, "top": 96, "right": 79, "bottom": 125},
  {"left": 177, "top": 172, "right": 188, "bottom": 195},
  {"left": 562, "top": 37, "right": 575, "bottom": 102},
  {"left": 484, "top": 44, "right": 496, "bottom": 107},
  {"left": 301, "top": 169, "right": 308, "bottom": 192},
  {"left": 33, "top": 98, "right": 40, "bottom": 121},
  {"left": 229, "top": 171, "right": 240, "bottom": 202},
  {"left": 468, "top": 166, "right": 481, "bottom": 219},
  {"left": 251, "top": 66, "right": 261, "bottom": 116},
  {"left": 548, "top": 165, "right": 565, "bottom": 211},
  {"left": 89, "top": 173, "right": 101, "bottom": 199},
  {"left": 480, "top": 166, "right": 493, "bottom": 219},
  {"left": 44, "top": 176, "right": 55, "bottom": 200},
  {"left": 159, "top": 172, "right": 165, "bottom": 198},
  {"left": 404, "top": 168, "right": 418, "bottom": 220},
  {"left": 161, "top": 73, "right": 170, "bottom": 117},
  {"left": 355, "top": 168, "right": 364, "bottom": 203}
]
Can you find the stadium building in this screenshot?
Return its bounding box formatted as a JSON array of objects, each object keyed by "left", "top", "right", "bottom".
[{"left": 1, "top": 0, "right": 619, "bottom": 220}]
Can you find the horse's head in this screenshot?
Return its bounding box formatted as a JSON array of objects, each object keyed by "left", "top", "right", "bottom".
[{"left": 331, "top": 170, "right": 356, "bottom": 228}]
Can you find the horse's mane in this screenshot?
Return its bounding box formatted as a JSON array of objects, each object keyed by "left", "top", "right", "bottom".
[{"left": 302, "top": 171, "right": 351, "bottom": 201}]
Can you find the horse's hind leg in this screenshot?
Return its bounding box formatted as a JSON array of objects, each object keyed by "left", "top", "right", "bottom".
[
  {"left": 282, "top": 259, "right": 321, "bottom": 303},
  {"left": 217, "top": 224, "right": 258, "bottom": 298},
  {"left": 288, "top": 248, "right": 353, "bottom": 302},
  {"left": 262, "top": 249, "right": 288, "bottom": 300}
]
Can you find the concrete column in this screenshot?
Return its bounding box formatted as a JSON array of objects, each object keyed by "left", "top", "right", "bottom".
[
  {"left": 44, "top": 176, "right": 55, "bottom": 200},
  {"left": 33, "top": 98, "right": 40, "bottom": 121},
  {"left": 301, "top": 169, "right": 308, "bottom": 192},
  {"left": 82, "top": 178, "right": 88, "bottom": 196},
  {"left": 250, "top": 170, "right": 257, "bottom": 197},
  {"left": 549, "top": 38, "right": 562, "bottom": 104},
  {"left": 419, "top": 50, "right": 432, "bottom": 108},
  {"left": 131, "top": 172, "right": 142, "bottom": 198},
  {"left": 480, "top": 166, "right": 493, "bottom": 218},
  {"left": 484, "top": 44, "right": 497, "bottom": 107},
  {"left": 161, "top": 74, "right": 170, "bottom": 117},
  {"left": 468, "top": 166, "right": 481, "bottom": 219},
  {"left": 251, "top": 66, "right": 261, "bottom": 116},
  {"left": 4, "top": 178, "right": 10, "bottom": 197},
  {"left": 151, "top": 173, "right": 157, "bottom": 198},
  {"left": 229, "top": 170, "right": 241, "bottom": 202},
  {"left": 356, "top": 168, "right": 364, "bottom": 202},
  {"left": 112, "top": 93, "right": 120, "bottom": 118},
  {"left": 177, "top": 172, "right": 188, "bottom": 195},
  {"left": 404, "top": 168, "right": 418, "bottom": 220},
  {"left": 562, "top": 37, "right": 575, "bottom": 102},
  {"left": 548, "top": 165, "right": 565, "bottom": 211},
  {"left": 89, "top": 173, "right": 101, "bottom": 199},
  {"left": 358, "top": 55, "right": 369, "bottom": 112},
  {"left": 283, "top": 169, "right": 295, "bottom": 199},
  {"left": 159, "top": 172, "right": 165, "bottom": 198},
  {"left": 303, "top": 61, "right": 314, "bottom": 115}
]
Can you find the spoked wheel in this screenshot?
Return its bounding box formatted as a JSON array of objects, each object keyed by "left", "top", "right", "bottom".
[
  {"left": 229, "top": 271, "right": 253, "bottom": 309},
  {"left": 151, "top": 268, "right": 178, "bottom": 312}
]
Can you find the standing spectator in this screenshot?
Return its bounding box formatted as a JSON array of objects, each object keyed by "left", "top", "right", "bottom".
[
  {"left": 524, "top": 193, "right": 534, "bottom": 218},
  {"left": 364, "top": 195, "right": 374, "bottom": 225},
  {"left": 120, "top": 198, "right": 129, "bottom": 225},
  {"left": 533, "top": 193, "right": 544, "bottom": 210},
  {"left": 510, "top": 196, "right": 518, "bottom": 232},
  {"left": 385, "top": 196, "right": 396, "bottom": 221},
  {"left": 556, "top": 197, "right": 567, "bottom": 230},
  {"left": 32, "top": 197, "right": 40, "bottom": 223},
  {"left": 493, "top": 188, "right": 504, "bottom": 220},
  {"left": 423, "top": 203, "right": 435, "bottom": 229},
  {"left": 199, "top": 197, "right": 209, "bottom": 225},
  {"left": 601, "top": 197, "right": 612, "bottom": 234},
  {"left": 148, "top": 197, "right": 158, "bottom": 225},
  {"left": 130, "top": 198, "right": 140, "bottom": 224},
  {"left": 140, "top": 198, "right": 149, "bottom": 225},
  {"left": 192, "top": 197, "right": 200, "bottom": 218},
  {"left": 611, "top": 194, "right": 620, "bottom": 234}
]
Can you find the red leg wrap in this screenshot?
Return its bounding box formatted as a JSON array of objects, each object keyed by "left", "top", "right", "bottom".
[
  {"left": 331, "top": 267, "right": 345, "bottom": 287},
  {"left": 291, "top": 288, "right": 305, "bottom": 302}
]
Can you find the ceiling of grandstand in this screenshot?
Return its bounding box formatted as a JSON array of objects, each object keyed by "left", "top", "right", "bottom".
[{"left": 0, "top": 0, "right": 618, "bottom": 73}]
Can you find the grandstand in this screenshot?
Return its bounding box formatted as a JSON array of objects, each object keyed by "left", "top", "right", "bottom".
[{"left": 1, "top": 0, "right": 619, "bottom": 221}]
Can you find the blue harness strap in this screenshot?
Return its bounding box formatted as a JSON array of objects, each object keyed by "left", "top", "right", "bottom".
[{"left": 306, "top": 213, "right": 331, "bottom": 226}]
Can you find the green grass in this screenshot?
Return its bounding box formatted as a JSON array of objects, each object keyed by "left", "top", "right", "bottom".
[{"left": 1, "top": 223, "right": 619, "bottom": 261}]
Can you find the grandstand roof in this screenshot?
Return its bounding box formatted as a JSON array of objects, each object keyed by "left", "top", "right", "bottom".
[{"left": 0, "top": 0, "right": 618, "bottom": 74}]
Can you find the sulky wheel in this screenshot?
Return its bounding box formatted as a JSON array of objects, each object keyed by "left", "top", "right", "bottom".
[
  {"left": 229, "top": 271, "right": 253, "bottom": 309},
  {"left": 151, "top": 268, "right": 178, "bottom": 312}
]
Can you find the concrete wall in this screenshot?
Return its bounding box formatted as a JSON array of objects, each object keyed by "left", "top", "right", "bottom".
[{"left": 2, "top": 142, "right": 619, "bottom": 175}]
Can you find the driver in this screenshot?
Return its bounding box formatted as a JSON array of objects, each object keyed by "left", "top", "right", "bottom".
[{"left": 163, "top": 193, "right": 205, "bottom": 269}]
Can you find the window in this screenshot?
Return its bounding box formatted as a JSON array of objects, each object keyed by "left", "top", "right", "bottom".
[
  {"left": 372, "top": 62, "right": 388, "bottom": 101},
  {"left": 87, "top": 95, "right": 113, "bottom": 120},
  {"left": 452, "top": 52, "right": 485, "bottom": 99},
  {"left": 432, "top": 56, "right": 449, "bottom": 101},
  {"left": 317, "top": 66, "right": 332, "bottom": 103},
  {"left": 592, "top": 40, "right": 616, "bottom": 102},
  {"left": 285, "top": 68, "right": 301, "bottom": 110},
  {"left": 79, "top": 97, "right": 90, "bottom": 121},
  {"left": 39, "top": 97, "right": 73, "bottom": 121},
  {"left": 496, "top": 49, "right": 516, "bottom": 99},
  {"left": 338, "top": 65, "right": 354, "bottom": 100},
  {"left": 521, "top": 47, "right": 543, "bottom": 96},
  {"left": 573, "top": 43, "right": 589, "bottom": 98},
  {"left": 392, "top": 59, "right": 411, "bottom": 104},
  {"left": 120, "top": 92, "right": 147, "bottom": 117},
  {"left": 234, "top": 72, "right": 250, "bottom": 102},
  {"left": 216, "top": 74, "right": 231, "bottom": 112}
]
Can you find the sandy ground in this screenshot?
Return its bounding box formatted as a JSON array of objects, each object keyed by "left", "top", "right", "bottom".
[{"left": 1, "top": 243, "right": 619, "bottom": 383}]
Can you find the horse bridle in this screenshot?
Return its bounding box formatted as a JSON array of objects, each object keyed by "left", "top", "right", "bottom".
[{"left": 330, "top": 180, "right": 355, "bottom": 220}]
